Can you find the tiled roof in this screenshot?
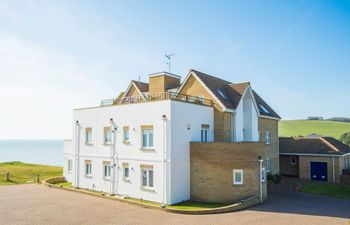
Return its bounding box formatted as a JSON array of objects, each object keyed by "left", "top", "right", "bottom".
[
  {"left": 190, "top": 69, "right": 280, "bottom": 119},
  {"left": 279, "top": 137, "right": 350, "bottom": 155},
  {"left": 253, "top": 91, "right": 281, "bottom": 119},
  {"left": 131, "top": 80, "right": 149, "bottom": 92}
]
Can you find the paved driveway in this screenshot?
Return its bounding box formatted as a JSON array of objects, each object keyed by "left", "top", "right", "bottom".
[{"left": 0, "top": 181, "right": 349, "bottom": 225}]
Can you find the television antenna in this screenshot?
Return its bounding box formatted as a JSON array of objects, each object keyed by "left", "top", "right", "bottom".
[{"left": 165, "top": 53, "right": 175, "bottom": 72}]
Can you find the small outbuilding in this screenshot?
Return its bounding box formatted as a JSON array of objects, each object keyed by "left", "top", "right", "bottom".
[{"left": 279, "top": 137, "right": 350, "bottom": 183}]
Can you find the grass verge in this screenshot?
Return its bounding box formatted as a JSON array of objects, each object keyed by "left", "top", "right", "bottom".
[
  {"left": 167, "top": 201, "right": 227, "bottom": 210},
  {"left": 300, "top": 182, "right": 350, "bottom": 199},
  {"left": 54, "top": 181, "right": 72, "bottom": 188},
  {"left": 0, "top": 161, "right": 62, "bottom": 185}
]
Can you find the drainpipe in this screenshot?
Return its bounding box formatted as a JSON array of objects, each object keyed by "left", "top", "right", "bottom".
[
  {"left": 110, "top": 118, "right": 117, "bottom": 195},
  {"left": 258, "top": 156, "right": 263, "bottom": 203},
  {"left": 75, "top": 121, "right": 80, "bottom": 188},
  {"left": 332, "top": 156, "right": 335, "bottom": 183},
  {"left": 162, "top": 115, "right": 167, "bottom": 206}
]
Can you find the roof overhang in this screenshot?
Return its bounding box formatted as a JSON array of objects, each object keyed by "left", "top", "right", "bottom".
[
  {"left": 122, "top": 81, "right": 147, "bottom": 100},
  {"left": 279, "top": 153, "right": 342, "bottom": 157},
  {"left": 149, "top": 71, "right": 181, "bottom": 79},
  {"left": 176, "top": 70, "right": 229, "bottom": 111}
]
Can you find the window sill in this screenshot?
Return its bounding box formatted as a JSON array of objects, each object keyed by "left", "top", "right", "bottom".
[
  {"left": 103, "top": 143, "right": 112, "bottom": 146},
  {"left": 233, "top": 183, "right": 243, "bottom": 186},
  {"left": 123, "top": 140, "right": 130, "bottom": 144},
  {"left": 85, "top": 175, "right": 93, "bottom": 179},
  {"left": 67, "top": 171, "right": 72, "bottom": 174},
  {"left": 140, "top": 148, "right": 155, "bottom": 151},
  {"left": 103, "top": 177, "right": 111, "bottom": 181},
  {"left": 85, "top": 143, "right": 93, "bottom": 146},
  {"left": 140, "top": 186, "right": 155, "bottom": 192},
  {"left": 123, "top": 178, "right": 130, "bottom": 182}
]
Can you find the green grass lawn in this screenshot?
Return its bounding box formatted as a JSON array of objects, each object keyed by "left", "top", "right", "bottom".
[
  {"left": 167, "top": 201, "right": 227, "bottom": 210},
  {"left": 301, "top": 182, "right": 350, "bottom": 199},
  {"left": 279, "top": 120, "right": 350, "bottom": 139},
  {"left": 54, "top": 181, "right": 72, "bottom": 188},
  {"left": 0, "top": 161, "right": 62, "bottom": 185}
]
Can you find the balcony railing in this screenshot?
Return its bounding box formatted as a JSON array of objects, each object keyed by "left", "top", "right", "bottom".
[{"left": 101, "top": 92, "right": 213, "bottom": 107}]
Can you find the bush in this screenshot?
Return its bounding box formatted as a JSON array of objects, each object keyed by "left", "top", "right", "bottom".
[{"left": 267, "top": 174, "right": 282, "bottom": 184}]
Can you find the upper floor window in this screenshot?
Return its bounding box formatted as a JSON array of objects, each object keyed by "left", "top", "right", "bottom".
[
  {"left": 259, "top": 104, "right": 270, "bottom": 114},
  {"left": 123, "top": 163, "right": 129, "bottom": 180},
  {"left": 85, "top": 128, "right": 92, "bottom": 144},
  {"left": 266, "top": 131, "right": 270, "bottom": 145},
  {"left": 233, "top": 169, "right": 243, "bottom": 185},
  {"left": 141, "top": 126, "right": 154, "bottom": 149},
  {"left": 123, "top": 126, "right": 130, "bottom": 142},
  {"left": 201, "top": 124, "right": 209, "bottom": 142},
  {"left": 85, "top": 160, "right": 92, "bottom": 177},
  {"left": 216, "top": 88, "right": 229, "bottom": 100},
  {"left": 104, "top": 127, "right": 112, "bottom": 144},
  {"left": 67, "top": 159, "right": 72, "bottom": 172},
  {"left": 103, "top": 161, "right": 111, "bottom": 179},
  {"left": 141, "top": 165, "right": 154, "bottom": 188}
]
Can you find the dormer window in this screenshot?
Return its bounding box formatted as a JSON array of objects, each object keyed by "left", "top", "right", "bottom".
[
  {"left": 216, "top": 88, "right": 229, "bottom": 100},
  {"left": 259, "top": 104, "right": 270, "bottom": 114}
]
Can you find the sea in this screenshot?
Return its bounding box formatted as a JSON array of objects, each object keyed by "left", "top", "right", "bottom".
[{"left": 0, "top": 140, "right": 63, "bottom": 166}]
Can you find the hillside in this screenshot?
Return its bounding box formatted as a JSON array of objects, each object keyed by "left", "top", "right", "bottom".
[{"left": 279, "top": 120, "right": 350, "bottom": 139}]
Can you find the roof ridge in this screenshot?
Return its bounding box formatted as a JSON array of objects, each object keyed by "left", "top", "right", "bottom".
[
  {"left": 190, "top": 69, "right": 232, "bottom": 84},
  {"left": 319, "top": 137, "right": 340, "bottom": 152},
  {"left": 131, "top": 80, "right": 149, "bottom": 85}
]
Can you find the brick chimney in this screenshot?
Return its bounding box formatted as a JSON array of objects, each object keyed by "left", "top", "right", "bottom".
[{"left": 148, "top": 72, "right": 181, "bottom": 94}]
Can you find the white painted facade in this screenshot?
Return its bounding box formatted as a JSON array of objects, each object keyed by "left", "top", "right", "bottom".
[
  {"left": 234, "top": 87, "right": 259, "bottom": 142},
  {"left": 64, "top": 100, "right": 213, "bottom": 204}
]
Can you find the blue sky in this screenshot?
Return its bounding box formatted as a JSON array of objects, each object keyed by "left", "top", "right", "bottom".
[{"left": 0, "top": 0, "right": 349, "bottom": 139}]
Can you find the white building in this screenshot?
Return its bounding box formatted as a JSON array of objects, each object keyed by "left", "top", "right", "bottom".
[{"left": 64, "top": 70, "right": 280, "bottom": 205}]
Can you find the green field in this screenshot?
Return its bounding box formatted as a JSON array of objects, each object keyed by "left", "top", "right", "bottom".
[
  {"left": 279, "top": 120, "right": 350, "bottom": 139},
  {"left": 0, "top": 161, "right": 62, "bottom": 185}
]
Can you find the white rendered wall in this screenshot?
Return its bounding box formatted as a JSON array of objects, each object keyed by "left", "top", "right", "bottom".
[
  {"left": 235, "top": 88, "right": 259, "bottom": 142},
  {"left": 63, "top": 100, "right": 213, "bottom": 204},
  {"left": 169, "top": 101, "right": 214, "bottom": 204}
]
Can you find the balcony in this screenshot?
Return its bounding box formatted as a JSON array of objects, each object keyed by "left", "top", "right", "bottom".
[{"left": 101, "top": 92, "right": 213, "bottom": 107}]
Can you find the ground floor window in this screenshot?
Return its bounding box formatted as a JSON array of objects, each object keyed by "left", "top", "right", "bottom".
[
  {"left": 103, "top": 161, "right": 111, "bottom": 179},
  {"left": 141, "top": 165, "right": 154, "bottom": 188},
  {"left": 67, "top": 159, "right": 72, "bottom": 172},
  {"left": 85, "top": 160, "right": 92, "bottom": 177},
  {"left": 233, "top": 169, "right": 243, "bottom": 185},
  {"left": 123, "top": 163, "right": 129, "bottom": 180},
  {"left": 266, "top": 159, "right": 271, "bottom": 173},
  {"left": 290, "top": 156, "right": 297, "bottom": 165}
]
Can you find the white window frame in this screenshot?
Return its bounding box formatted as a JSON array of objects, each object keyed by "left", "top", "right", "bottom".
[
  {"left": 85, "top": 128, "right": 92, "bottom": 144},
  {"left": 103, "top": 162, "right": 111, "bottom": 179},
  {"left": 266, "top": 158, "right": 271, "bottom": 173},
  {"left": 201, "top": 125, "right": 209, "bottom": 142},
  {"left": 85, "top": 161, "right": 92, "bottom": 177},
  {"left": 123, "top": 126, "right": 130, "bottom": 142},
  {"left": 67, "top": 159, "right": 72, "bottom": 173},
  {"left": 290, "top": 156, "right": 297, "bottom": 165},
  {"left": 266, "top": 131, "right": 270, "bottom": 145},
  {"left": 104, "top": 127, "right": 112, "bottom": 145},
  {"left": 142, "top": 127, "right": 154, "bottom": 149},
  {"left": 233, "top": 169, "right": 243, "bottom": 185},
  {"left": 261, "top": 167, "right": 266, "bottom": 182},
  {"left": 141, "top": 167, "right": 154, "bottom": 188},
  {"left": 123, "top": 164, "right": 129, "bottom": 180}
]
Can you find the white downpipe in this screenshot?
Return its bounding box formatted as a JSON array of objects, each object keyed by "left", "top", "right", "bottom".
[
  {"left": 75, "top": 121, "right": 80, "bottom": 188},
  {"left": 162, "top": 115, "right": 167, "bottom": 205},
  {"left": 332, "top": 156, "right": 335, "bottom": 183},
  {"left": 259, "top": 159, "right": 263, "bottom": 203},
  {"left": 110, "top": 118, "right": 117, "bottom": 195}
]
